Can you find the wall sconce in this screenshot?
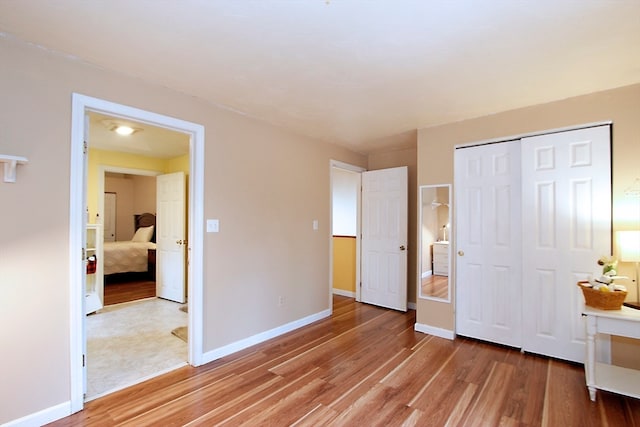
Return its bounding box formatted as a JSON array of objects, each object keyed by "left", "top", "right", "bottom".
[{"left": 619, "top": 230, "right": 640, "bottom": 309}]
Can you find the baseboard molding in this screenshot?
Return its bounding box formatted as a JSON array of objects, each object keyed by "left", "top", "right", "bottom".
[
  {"left": 414, "top": 322, "right": 454, "bottom": 340},
  {"left": 407, "top": 301, "right": 416, "bottom": 310},
  {"left": 202, "top": 308, "right": 332, "bottom": 364},
  {"left": 4, "top": 401, "right": 71, "bottom": 427},
  {"left": 332, "top": 288, "right": 356, "bottom": 298},
  {"left": 421, "top": 270, "right": 433, "bottom": 279}
]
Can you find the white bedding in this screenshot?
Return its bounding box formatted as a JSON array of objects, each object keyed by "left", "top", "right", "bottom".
[{"left": 104, "top": 241, "right": 156, "bottom": 275}]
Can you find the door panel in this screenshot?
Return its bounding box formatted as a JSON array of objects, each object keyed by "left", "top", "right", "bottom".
[
  {"left": 103, "top": 192, "right": 116, "bottom": 242},
  {"left": 455, "top": 141, "right": 522, "bottom": 347},
  {"left": 156, "top": 172, "right": 187, "bottom": 303},
  {"left": 361, "top": 167, "right": 408, "bottom": 311},
  {"left": 521, "top": 125, "right": 611, "bottom": 363}
]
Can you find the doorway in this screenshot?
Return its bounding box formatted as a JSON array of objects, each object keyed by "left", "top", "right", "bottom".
[
  {"left": 69, "top": 93, "right": 205, "bottom": 413},
  {"left": 330, "top": 161, "right": 365, "bottom": 307}
]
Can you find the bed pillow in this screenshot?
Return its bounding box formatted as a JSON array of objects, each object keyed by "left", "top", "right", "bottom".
[{"left": 132, "top": 225, "right": 154, "bottom": 242}]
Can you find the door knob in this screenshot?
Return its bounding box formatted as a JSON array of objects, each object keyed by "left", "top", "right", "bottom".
[
  {"left": 458, "top": 250, "right": 464, "bottom": 256},
  {"left": 176, "top": 239, "right": 186, "bottom": 245},
  {"left": 400, "top": 245, "right": 406, "bottom": 251}
]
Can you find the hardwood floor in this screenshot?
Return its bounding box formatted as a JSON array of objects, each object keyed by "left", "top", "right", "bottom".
[
  {"left": 50, "top": 296, "right": 640, "bottom": 426},
  {"left": 103, "top": 276, "right": 156, "bottom": 306},
  {"left": 421, "top": 274, "right": 448, "bottom": 300}
]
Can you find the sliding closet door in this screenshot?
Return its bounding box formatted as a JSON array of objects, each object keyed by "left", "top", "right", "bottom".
[
  {"left": 521, "top": 125, "right": 611, "bottom": 363},
  {"left": 455, "top": 141, "right": 522, "bottom": 347}
]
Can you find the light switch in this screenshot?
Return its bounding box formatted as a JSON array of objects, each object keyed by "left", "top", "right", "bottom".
[
  {"left": 313, "top": 219, "right": 319, "bottom": 231},
  {"left": 206, "top": 219, "right": 219, "bottom": 233}
]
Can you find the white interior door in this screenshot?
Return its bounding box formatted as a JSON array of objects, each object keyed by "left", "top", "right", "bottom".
[
  {"left": 361, "top": 167, "right": 408, "bottom": 311},
  {"left": 157, "top": 171, "right": 186, "bottom": 303},
  {"left": 521, "top": 125, "right": 611, "bottom": 363},
  {"left": 103, "top": 192, "right": 116, "bottom": 242},
  {"left": 455, "top": 141, "right": 523, "bottom": 347}
]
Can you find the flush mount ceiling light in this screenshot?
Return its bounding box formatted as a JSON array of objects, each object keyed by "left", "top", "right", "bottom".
[{"left": 101, "top": 119, "right": 143, "bottom": 136}]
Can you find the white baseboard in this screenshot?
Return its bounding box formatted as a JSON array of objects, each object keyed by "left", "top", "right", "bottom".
[
  {"left": 414, "top": 322, "right": 454, "bottom": 340},
  {"left": 421, "top": 270, "right": 433, "bottom": 279},
  {"left": 407, "top": 301, "right": 416, "bottom": 310},
  {"left": 4, "top": 401, "right": 71, "bottom": 427},
  {"left": 201, "top": 308, "right": 332, "bottom": 364},
  {"left": 332, "top": 288, "right": 356, "bottom": 298}
]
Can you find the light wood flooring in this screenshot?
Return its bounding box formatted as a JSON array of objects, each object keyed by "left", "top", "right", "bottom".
[
  {"left": 50, "top": 296, "right": 640, "bottom": 426},
  {"left": 421, "top": 274, "right": 449, "bottom": 300}
]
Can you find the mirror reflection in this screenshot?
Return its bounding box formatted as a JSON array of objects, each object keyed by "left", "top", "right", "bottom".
[{"left": 419, "top": 184, "right": 451, "bottom": 302}]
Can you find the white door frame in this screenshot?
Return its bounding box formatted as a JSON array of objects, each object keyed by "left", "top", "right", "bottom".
[
  {"left": 69, "top": 93, "right": 205, "bottom": 413},
  {"left": 329, "top": 160, "right": 365, "bottom": 309}
]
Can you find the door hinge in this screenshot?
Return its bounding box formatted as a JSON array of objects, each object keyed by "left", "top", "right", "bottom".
[
  {"left": 83, "top": 141, "right": 88, "bottom": 154},
  {"left": 82, "top": 248, "right": 86, "bottom": 259},
  {"left": 82, "top": 354, "right": 85, "bottom": 367}
]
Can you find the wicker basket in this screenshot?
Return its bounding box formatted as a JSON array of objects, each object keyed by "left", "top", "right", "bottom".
[{"left": 577, "top": 281, "right": 627, "bottom": 310}]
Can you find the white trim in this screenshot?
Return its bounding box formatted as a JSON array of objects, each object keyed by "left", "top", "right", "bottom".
[
  {"left": 3, "top": 401, "right": 70, "bottom": 427},
  {"left": 201, "top": 308, "right": 332, "bottom": 364},
  {"left": 421, "top": 270, "right": 433, "bottom": 279},
  {"left": 454, "top": 120, "right": 612, "bottom": 150},
  {"left": 408, "top": 302, "right": 417, "bottom": 310},
  {"left": 332, "top": 288, "right": 356, "bottom": 298},
  {"left": 69, "top": 93, "right": 205, "bottom": 414},
  {"left": 414, "top": 322, "right": 455, "bottom": 340}
]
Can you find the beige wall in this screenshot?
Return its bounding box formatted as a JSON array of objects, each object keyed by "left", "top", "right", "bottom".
[
  {"left": 105, "top": 174, "right": 156, "bottom": 240},
  {"left": 417, "top": 83, "right": 640, "bottom": 366},
  {"left": 368, "top": 146, "right": 418, "bottom": 304},
  {"left": 0, "top": 35, "right": 366, "bottom": 424}
]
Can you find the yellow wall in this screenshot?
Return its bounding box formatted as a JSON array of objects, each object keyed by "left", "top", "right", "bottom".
[
  {"left": 87, "top": 148, "right": 168, "bottom": 221},
  {"left": 0, "top": 35, "right": 366, "bottom": 424},
  {"left": 416, "top": 83, "right": 640, "bottom": 367},
  {"left": 332, "top": 236, "right": 356, "bottom": 293},
  {"left": 167, "top": 153, "right": 190, "bottom": 174}
]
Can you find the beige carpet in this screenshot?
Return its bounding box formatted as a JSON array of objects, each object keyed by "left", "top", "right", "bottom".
[{"left": 86, "top": 298, "right": 188, "bottom": 400}]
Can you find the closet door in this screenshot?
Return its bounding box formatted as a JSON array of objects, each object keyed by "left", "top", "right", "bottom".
[
  {"left": 521, "top": 125, "right": 611, "bottom": 363},
  {"left": 455, "top": 141, "right": 522, "bottom": 347}
]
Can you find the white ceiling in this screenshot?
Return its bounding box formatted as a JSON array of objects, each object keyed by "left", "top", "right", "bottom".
[{"left": 1, "top": 0, "right": 639, "bottom": 154}]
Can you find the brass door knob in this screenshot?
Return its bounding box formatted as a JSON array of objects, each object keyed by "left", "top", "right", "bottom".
[{"left": 458, "top": 250, "right": 465, "bottom": 256}]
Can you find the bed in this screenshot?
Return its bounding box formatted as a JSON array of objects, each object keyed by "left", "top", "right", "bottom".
[{"left": 103, "top": 213, "right": 156, "bottom": 276}]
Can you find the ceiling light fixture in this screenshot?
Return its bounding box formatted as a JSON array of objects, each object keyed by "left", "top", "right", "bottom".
[
  {"left": 114, "top": 125, "right": 136, "bottom": 136},
  {"left": 101, "top": 119, "right": 143, "bottom": 136}
]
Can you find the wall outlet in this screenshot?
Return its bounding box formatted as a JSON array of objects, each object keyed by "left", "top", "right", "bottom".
[{"left": 278, "top": 296, "right": 285, "bottom": 306}]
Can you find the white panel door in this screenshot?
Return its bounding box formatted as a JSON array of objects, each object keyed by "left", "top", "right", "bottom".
[
  {"left": 103, "top": 192, "right": 116, "bottom": 242},
  {"left": 521, "top": 125, "right": 611, "bottom": 363},
  {"left": 455, "top": 141, "right": 522, "bottom": 347},
  {"left": 157, "top": 172, "right": 187, "bottom": 303},
  {"left": 361, "top": 167, "right": 408, "bottom": 311}
]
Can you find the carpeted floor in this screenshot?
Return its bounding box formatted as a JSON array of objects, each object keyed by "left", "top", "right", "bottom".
[{"left": 86, "top": 297, "right": 188, "bottom": 400}]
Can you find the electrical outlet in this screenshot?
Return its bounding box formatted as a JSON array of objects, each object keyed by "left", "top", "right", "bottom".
[{"left": 278, "top": 296, "right": 285, "bottom": 306}]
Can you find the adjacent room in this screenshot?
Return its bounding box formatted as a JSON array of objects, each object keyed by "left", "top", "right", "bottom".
[
  {"left": 84, "top": 112, "right": 191, "bottom": 399},
  {"left": 1, "top": 1, "right": 639, "bottom": 426}
]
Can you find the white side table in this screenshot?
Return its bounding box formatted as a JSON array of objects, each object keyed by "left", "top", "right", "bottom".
[{"left": 582, "top": 305, "right": 640, "bottom": 401}]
